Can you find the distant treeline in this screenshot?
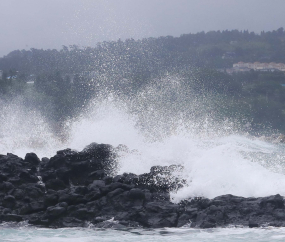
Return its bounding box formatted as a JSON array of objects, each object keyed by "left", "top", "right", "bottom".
[
  {"left": 1, "top": 28, "right": 285, "bottom": 134},
  {"left": 1, "top": 28, "right": 285, "bottom": 75}
]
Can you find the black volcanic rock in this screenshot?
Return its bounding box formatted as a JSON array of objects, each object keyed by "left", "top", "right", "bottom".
[
  {"left": 1, "top": 142, "right": 285, "bottom": 229},
  {"left": 25, "top": 153, "right": 40, "bottom": 166},
  {"left": 39, "top": 143, "right": 117, "bottom": 187}
]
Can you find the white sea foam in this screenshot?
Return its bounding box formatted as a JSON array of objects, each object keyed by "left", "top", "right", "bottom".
[
  {"left": 1, "top": 86, "right": 285, "bottom": 200},
  {"left": 0, "top": 98, "right": 62, "bottom": 158},
  {"left": 1, "top": 226, "right": 285, "bottom": 242}
]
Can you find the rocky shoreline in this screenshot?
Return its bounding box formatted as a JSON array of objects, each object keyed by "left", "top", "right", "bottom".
[{"left": 0, "top": 142, "right": 285, "bottom": 229}]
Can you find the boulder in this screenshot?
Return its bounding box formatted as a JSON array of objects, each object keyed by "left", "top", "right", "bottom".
[{"left": 0, "top": 142, "right": 285, "bottom": 229}]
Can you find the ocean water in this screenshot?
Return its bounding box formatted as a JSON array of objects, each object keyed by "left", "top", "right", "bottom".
[
  {"left": 1, "top": 88, "right": 285, "bottom": 241},
  {"left": 1, "top": 226, "right": 285, "bottom": 242},
  {"left": 1, "top": 98, "right": 285, "bottom": 200}
]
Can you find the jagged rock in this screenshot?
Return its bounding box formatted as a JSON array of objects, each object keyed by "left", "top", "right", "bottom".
[
  {"left": 45, "top": 205, "right": 67, "bottom": 219},
  {"left": 58, "top": 192, "right": 83, "bottom": 205},
  {"left": 260, "top": 194, "right": 284, "bottom": 209},
  {"left": 19, "top": 170, "right": 39, "bottom": 183},
  {"left": 45, "top": 179, "right": 67, "bottom": 191},
  {"left": 24, "top": 153, "right": 40, "bottom": 166},
  {"left": 0, "top": 182, "right": 14, "bottom": 193},
  {"left": 177, "top": 213, "right": 191, "bottom": 227},
  {"left": 73, "top": 186, "right": 88, "bottom": 195},
  {"left": 128, "top": 188, "right": 145, "bottom": 200},
  {"left": 0, "top": 174, "right": 7, "bottom": 182},
  {"left": 136, "top": 165, "right": 186, "bottom": 192},
  {"left": 18, "top": 202, "right": 45, "bottom": 215},
  {"left": 248, "top": 220, "right": 259, "bottom": 228},
  {"left": 88, "top": 180, "right": 105, "bottom": 191},
  {"left": 1, "top": 142, "right": 285, "bottom": 229},
  {"left": 84, "top": 189, "right": 101, "bottom": 202},
  {"left": 2, "top": 195, "right": 16, "bottom": 208},
  {"left": 44, "top": 193, "right": 59, "bottom": 207},
  {"left": 0, "top": 214, "right": 23, "bottom": 222}
]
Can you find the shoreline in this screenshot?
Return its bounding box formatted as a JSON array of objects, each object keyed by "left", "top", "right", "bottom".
[{"left": 0, "top": 142, "right": 285, "bottom": 229}]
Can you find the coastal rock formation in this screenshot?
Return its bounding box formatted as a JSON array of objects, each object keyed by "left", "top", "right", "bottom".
[{"left": 0, "top": 142, "right": 285, "bottom": 229}]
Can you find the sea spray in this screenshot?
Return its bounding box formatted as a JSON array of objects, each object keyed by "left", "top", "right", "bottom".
[
  {"left": 0, "top": 98, "right": 62, "bottom": 158},
  {"left": 1, "top": 77, "right": 285, "bottom": 200}
]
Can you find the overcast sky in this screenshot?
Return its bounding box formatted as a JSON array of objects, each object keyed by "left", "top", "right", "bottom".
[{"left": 1, "top": 0, "right": 285, "bottom": 57}]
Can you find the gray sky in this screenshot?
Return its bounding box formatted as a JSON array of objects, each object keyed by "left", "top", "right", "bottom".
[{"left": 1, "top": 0, "right": 285, "bottom": 57}]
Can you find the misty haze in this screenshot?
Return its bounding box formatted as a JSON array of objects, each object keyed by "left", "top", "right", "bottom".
[{"left": 1, "top": 0, "right": 285, "bottom": 241}]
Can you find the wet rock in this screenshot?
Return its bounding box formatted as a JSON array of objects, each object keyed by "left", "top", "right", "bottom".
[
  {"left": 19, "top": 170, "right": 39, "bottom": 183},
  {"left": 146, "top": 212, "right": 178, "bottom": 228},
  {"left": 145, "top": 201, "right": 179, "bottom": 214},
  {"left": 2, "top": 195, "right": 16, "bottom": 208},
  {"left": 137, "top": 165, "right": 186, "bottom": 192},
  {"left": 274, "top": 209, "right": 285, "bottom": 220},
  {"left": 113, "top": 175, "right": 125, "bottom": 183},
  {"left": 18, "top": 202, "right": 45, "bottom": 215},
  {"left": 19, "top": 183, "right": 45, "bottom": 199},
  {"left": 84, "top": 189, "right": 101, "bottom": 202},
  {"left": 88, "top": 180, "right": 105, "bottom": 191},
  {"left": 260, "top": 194, "right": 284, "bottom": 209},
  {"left": 44, "top": 193, "right": 59, "bottom": 207},
  {"left": 2, "top": 208, "right": 12, "bottom": 214},
  {"left": 100, "top": 182, "right": 133, "bottom": 195},
  {"left": 0, "top": 182, "right": 14, "bottom": 193},
  {"left": 129, "top": 188, "right": 145, "bottom": 200},
  {"left": 41, "top": 157, "right": 50, "bottom": 163},
  {"left": 89, "top": 170, "right": 105, "bottom": 180},
  {"left": 73, "top": 186, "right": 88, "bottom": 195},
  {"left": 28, "top": 217, "right": 50, "bottom": 226},
  {"left": 69, "top": 208, "right": 94, "bottom": 220},
  {"left": 103, "top": 176, "right": 113, "bottom": 185},
  {"left": 0, "top": 174, "right": 7, "bottom": 182},
  {"left": 123, "top": 173, "right": 139, "bottom": 185},
  {"left": 41, "top": 170, "right": 56, "bottom": 182},
  {"left": 46, "top": 205, "right": 67, "bottom": 219},
  {"left": 107, "top": 188, "right": 124, "bottom": 198},
  {"left": 46, "top": 155, "right": 67, "bottom": 169},
  {"left": 198, "top": 198, "right": 211, "bottom": 209},
  {"left": 58, "top": 193, "right": 83, "bottom": 205},
  {"left": 200, "top": 220, "right": 216, "bottom": 228},
  {"left": 177, "top": 213, "right": 192, "bottom": 227},
  {"left": 249, "top": 220, "right": 259, "bottom": 228},
  {"left": 95, "top": 220, "right": 127, "bottom": 229},
  {"left": 1, "top": 142, "right": 285, "bottom": 229},
  {"left": 24, "top": 153, "right": 40, "bottom": 166},
  {"left": 70, "top": 160, "right": 89, "bottom": 173},
  {"left": 61, "top": 217, "right": 85, "bottom": 227},
  {"left": 55, "top": 167, "right": 71, "bottom": 185},
  {"left": 81, "top": 143, "right": 117, "bottom": 175},
  {"left": 0, "top": 214, "right": 22, "bottom": 222},
  {"left": 45, "top": 179, "right": 67, "bottom": 191}
]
